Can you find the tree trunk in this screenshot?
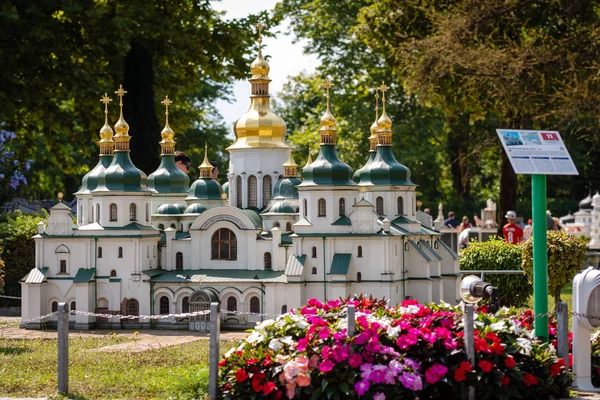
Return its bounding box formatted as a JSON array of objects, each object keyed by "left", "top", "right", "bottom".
[
  {"left": 123, "top": 42, "right": 160, "bottom": 175},
  {"left": 554, "top": 286, "right": 562, "bottom": 316},
  {"left": 498, "top": 150, "right": 517, "bottom": 236},
  {"left": 446, "top": 121, "right": 471, "bottom": 201}
]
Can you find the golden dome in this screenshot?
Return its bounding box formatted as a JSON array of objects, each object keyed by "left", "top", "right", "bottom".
[
  {"left": 376, "top": 82, "right": 392, "bottom": 146},
  {"left": 99, "top": 93, "right": 115, "bottom": 155},
  {"left": 159, "top": 96, "right": 176, "bottom": 155},
  {"left": 198, "top": 143, "right": 214, "bottom": 178},
  {"left": 283, "top": 152, "right": 298, "bottom": 177},
  {"left": 318, "top": 79, "right": 337, "bottom": 144},
  {"left": 227, "top": 23, "right": 289, "bottom": 151},
  {"left": 113, "top": 85, "right": 131, "bottom": 151}
]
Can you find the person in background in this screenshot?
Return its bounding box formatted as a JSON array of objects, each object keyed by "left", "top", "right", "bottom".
[
  {"left": 553, "top": 217, "right": 564, "bottom": 231},
  {"left": 503, "top": 210, "right": 523, "bottom": 244},
  {"left": 444, "top": 211, "right": 460, "bottom": 229},
  {"left": 523, "top": 218, "right": 532, "bottom": 240},
  {"left": 458, "top": 227, "right": 471, "bottom": 250},
  {"left": 424, "top": 208, "right": 431, "bottom": 215},
  {"left": 458, "top": 216, "right": 472, "bottom": 233},
  {"left": 174, "top": 151, "right": 191, "bottom": 174},
  {"left": 546, "top": 210, "right": 556, "bottom": 230},
  {"left": 210, "top": 160, "right": 220, "bottom": 181}
]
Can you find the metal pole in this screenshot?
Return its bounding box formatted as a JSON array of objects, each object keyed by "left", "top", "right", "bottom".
[
  {"left": 532, "top": 174, "right": 549, "bottom": 341},
  {"left": 208, "top": 302, "right": 220, "bottom": 400},
  {"left": 347, "top": 305, "right": 355, "bottom": 337},
  {"left": 464, "top": 304, "right": 476, "bottom": 400},
  {"left": 557, "top": 302, "right": 569, "bottom": 367},
  {"left": 57, "top": 302, "right": 69, "bottom": 395}
]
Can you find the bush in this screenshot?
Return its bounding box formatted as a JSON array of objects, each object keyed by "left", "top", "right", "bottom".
[
  {"left": 219, "top": 297, "right": 572, "bottom": 399},
  {"left": 460, "top": 237, "right": 531, "bottom": 307},
  {"left": 521, "top": 230, "right": 587, "bottom": 309},
  {"left": 0, "top": 247, "right": 4, "bottom": 292}
]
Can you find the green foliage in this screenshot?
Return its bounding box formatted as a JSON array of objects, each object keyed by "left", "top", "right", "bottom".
[
  {"left": 0, "top": 246, "right": 5, "bottom": 292},
  {"left": 460, "top": 237, "right": 531, "bottom": 307},
  {"left": 169, "top": 367, "right": 210, "bottom": 399},
  {"left": 0, "top": 211, "right": 47, "bottom": 302},
  {"left": 521, "top": 230, "right": 587, "bottom": 306}
]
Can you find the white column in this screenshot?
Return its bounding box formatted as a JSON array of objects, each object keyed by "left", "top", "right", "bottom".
[
  {"left": 228, "top": 173, "right": 235, "bottom": 207},
  {"left": 257, "top": 172, "right": 264, "bottom": 209},
  {"left": 241, "top": 173, "right": 248, "bottom": 209}
]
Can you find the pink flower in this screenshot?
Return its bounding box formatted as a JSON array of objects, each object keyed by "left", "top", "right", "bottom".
[
  {"left": 318, "top": 327, "right": 330, "bottom": 340},
  {"left": 308, "top": 354, "right": 320, "bottom": 370},
  {"left": 321, "top": 346, "right": 332, "bottom": 359},
  {"left": 296, "top": 372, "right": 311, "bottom": 387},
  {"left": 425, "top": 363, "right": 448, "bottom": 384},
  {"left": 297, "top": 337, "right": 308, "bottom": 352},
  {"left": 369, "top": 364, "right": 388, "bottom": 384},
  {"left": 319, "top": 358, "right": 335, "bottom": 373},
  {"left": 373, "top": 393, "right": 386, "bottom": 400},
  {"left": 348, "top": 353, "right": 363, "bottom": 368},
  {"left": 286, "top": 381, "right": 297, "bottom": 399},
  {"left": 354, "top": 379, "right": 370, "bottom": 396},
  {"left": 331, "top": 345, "right": 349, "bottom": 362},
  {"left": 360, "top": 363, "right": 373, "bottom": 380},
  {"left": 399, "top": 372, "right": 423, "bottom": 391}
]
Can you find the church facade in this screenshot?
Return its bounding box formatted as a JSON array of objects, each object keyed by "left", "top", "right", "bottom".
[{"left": 20, "top": 33, "right": 460, "bottom": 330}]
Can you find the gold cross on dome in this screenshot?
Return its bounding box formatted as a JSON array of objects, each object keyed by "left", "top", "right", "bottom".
[
  {"left": 256, "top": 21, "right": 266, "bottom": 42},
  {"left": 115, "top": 84, "right": 127, "bottom": 107},
  {"left": 322, "top": 78, "right": 334, "bottom": 110},
  {"left": 100, "top": 93, "right": 112, "bottom": 123},
  {"left": 378, "top": 81, "right": 389, "bottom": 111},
  {"left": 161, "top": 95, "right": 173, "bottom": 123}
]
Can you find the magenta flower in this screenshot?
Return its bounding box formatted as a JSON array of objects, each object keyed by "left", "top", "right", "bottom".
[
  {"left": 370, "top": 364, "right": 388, "bottom": 384},
  {"left": 354, "top": 379, "right": 370, "bottom": 396},
  {"left": 403, "top": 358, "right": 421, "bottom": 372},
  {"left": 348, "top": 353, "right": 363, "bottom": 368},
  {"left": 318, "top": 327, "right": 330, "bottom": 340},
  {"left": 373, "top": 393, "right": 386, "bottom": 400},
  {"left": 365, "top": 337, "right": 382, "bottom": 353},
  {"left": 425, "top": 363, "right": 448, "bottom": 384},
  {"left": 331, "top": 345, "right": 349, "bottom": 362},
  {"left": 321, "top": 346, "right": 332, "bottom": 359},
  {"left": 354, "top": 332, "right": 370, "bottom": 345},
  {"left": 399, "top": 372, "right": 423, "bottom": 391},
  {"left": 360, "top": 363, "right": 373, "bottom": 380},
  {"left": 297, "top": 337, "right": 308, "bottom": 352},
  {"left": 319, "top": 358, "right": 335, "bottom": 373}
]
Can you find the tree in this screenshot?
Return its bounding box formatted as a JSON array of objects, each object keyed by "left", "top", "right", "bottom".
[
  {"left": 0, "top": 1, "right": 270, "bottom": 199},
  {"left": 0, "top": 248, "right": 5, "bottom": 293}
]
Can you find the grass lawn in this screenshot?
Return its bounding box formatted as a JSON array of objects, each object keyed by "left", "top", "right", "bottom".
[{"left": 0, "top": 336, "right": 237, "bottom": 399}]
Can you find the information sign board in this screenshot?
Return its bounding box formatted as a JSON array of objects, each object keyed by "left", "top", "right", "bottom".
[{"left": 496, "top": 129, "right": 578, "bottom": 175}]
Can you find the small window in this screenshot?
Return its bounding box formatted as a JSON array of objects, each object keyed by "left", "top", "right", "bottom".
[
  {"left": 182, "top": 296, "right": 190, "bottom": 313},
  {"left": 110, "top": 269, "right": 117, "bottom": 277},
  {"left": 250, "top": 296, "right": 260, "bottom": 314},
  {"left": 126, "top": 299, "right": 139, "bottom": 316},
  {"left": 118, "top": 247, "right": 123, "bottom": 258},
  {"left": 248, "top": 175, "right": 257, "bottom": 208},
  {"left": 188, "top": 223, "right": 192, "bottom": 231},
  {"left": 303, "top": 199, "right": 308, "bottom": 217},
  {"left": 51, "top": 301, "right": 58, "bottom": 313},
  {"left": 404, "top": 242, "right": 410, "bottom": 251},
  {"left": 159, "top": 224, "right": 165, "bottom": 230},
  {"left": 273, "top": 222, "right": 281, "bottom": 228},
  {"left": 96, "top": 203, "right": 100, "bottom": 222},
  {"left": 339, "top": 198, "right": 345, "bottom": 216},
  {"left": 70, "top": 301, "right": 76, "bottom": 311},
  {"left": 59, "top": 259, "right": 67, "bottom": 273},
  {"left": 176, "top": 252, "right": 183, "bottom": 270},
  {"left": 358, "top": 246, "right": 363, "bottom": 258},
  {"left": 227, "top": 296, "right": 237, "bottom": 313},
  {"left": 170, "top": 223, "right": 176, "bottom": 229},
  {"left": 159, "top": 296, "right": 169, "bottom": 315},
  {"left": 397, "top": 196, "right": 404, "bottom": 215},
  {"left": 129, "top": 203, "right": 137, "bottom": 221},
  {"left": 376, "top": 196, "right": 384, "bottom": 215},
  {"left": 145, "top": 203, "right": 149, "bottom": 222},
  {"left": 236, "top": 176, "right": 242, "bottom": 208},
  {"left": 98, "top": 247, "right": 103, "bottom": 258},
  {"left": 262, "top": 175, "right": 272, "bottom": 206},
  {"left": 318, "top": 198, "right": 326, "bottom": 217},
  {"left": 434, "top": 240, "right": 439, "bottom": 249},
  {"left": 264, "top": 252, "right": 272, "bottom": 270},
  {"left": 110, "top": 203, "right": 118, "bottom": 221},
  {"left": 357, "top": 272, "right": 362, "bottom": 283},
  {"left": 281, "top": 305, "right": 288, "bottom": 314},
  {"left": 312, "top": 246, "right": 317, "bottom": 258},
  {"left": 311, "top": 266, "right": 317, "bottom": 275},
  {"left": 286, "top": 222, "right": 292, "bottom": 232}
]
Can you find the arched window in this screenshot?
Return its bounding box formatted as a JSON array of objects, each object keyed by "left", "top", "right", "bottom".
[
  {"left": 145, "top": 203, "right": 149, "bottom": 222},
  {"left": 118, "top": 247, "right": 123, "bottom": 258},
  {"left": 176, "top": 252, "right": 183, "bottom": 270},
  {"left": 182, "top": 296, "right": 190, "bottom": 313},
  {"left": 96, "top": 203, "right": 100, "bottom": 222},
  {"left": 211, "top": 228, "right": 237, "bottom": 260},
  {"left": 250, "top": 296, "right": 260, "bottom": 314},
  {"left": 227, "top": 296, "right": 237, "bottom": 313},
  {"left": 236, "top": 176, "right": 242, "bottom": 208},
  {"left": 170, "top": 223, "right": 176, "bottom": 229},
  {"left": 159, "top": 224, "right": 165, "bottom": 230},
  {"left": 312, "top": 246, "right": 317, "bottom": 258},
  {"left": 434, "top": 240, "right": 439, "bottom": 249},
  {"left": 262, "top": 175, "right": 272, "bottom": 206},
  {"left": 51, "top": 301, "right": 58, "bottom": 313},
  {"left": 129, "top": 203, "right": 137, "bottom": 221},
  {"left": 59, "top": 260, "right": 67, "bottom": 273},
  {"left": 126, "top": 299, "right": 139, "bottom": 316},
  {"left": 70, "top": 301, "right": 76, "bottom": 311},
  {"left": 273, "top": 222, "right": 280, "bottom": 228},
  {"left": 318, "top": 198, "right": 326, "bottom": 217},
  {"left": 357, "top": 272, "right": 362, "bottom": 283},
  {"left": 110, "top": 203, "right": 118, "bottom": 221},
  {"left": 397, "top": 196, "right": 404, "bottom": 215},
  {"left": 303, "top": 199, "right": 308, "bottom": 217},
  {"left": 311, "top": 267, "right": 317, "bottom": 275},
  {"left": 358, "top": 246, "right": 363, "bottom": 258},
  {"left": 248, "top": 175, "right": 257, "bottom": 208},
  {"left": 376, "top": 196, "right": 384, "bottom": 215},
  {"left": 286, "top": 222, "right": 292, "bottom": 232},
  {"left": 339, "top": 198, "right": 346, "bottom": 216},
  {"left": 98, "top": 246, "right": 103, "bottom": 258},
  {"left": 264, "top": 252, "right": 272, "bottom": 270},
  {"left": 110, "top": 269, "right": 117, "bottom": 277},
  {"left": 281, "top": 305, "right": 288, "bottom": 314},
  {"left": 159, "top": 296, "right": 169, "bottom": 315}
]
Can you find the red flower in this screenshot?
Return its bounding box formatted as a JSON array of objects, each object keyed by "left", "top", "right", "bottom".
[
  {"left": 550, "top": 363, "right": 562, "bottom": 376},
  {"left": 252, "top": 379, "right": 263, "bottom": 393},
  {"left": 478, "top": 360, "right": 494, "bottom": 373},
  {"left": 263, "top": 355, "right": 272, "bottom": 367},
  {"left": 247, "top": 358, "right": 258, "bottom": 366},
  {"left": 219, "top": 359, "right": 227, "bottom": 367},
  {"left": 500, "top": 375, "right": 510, "bottom": 386},
  {"left": 491, "top": 342, "right": 504, "bottom": 355},
  {"left": 485, "top": 332, "right": 500, "bottom": 343},
  {"left": 454, "top": 367, "right": 467, "bottom": 382},
  {"left": 235, "top": 369, "right": 249, "bottom": 382},
  {"left": 402, "top": 299, "right": 418, "bottom": 306},
  {"left": 274, "top": 390, "right": 283, "bottom": 400},
  {"left": 263, "top": 382, "right": 276, "bottom": 395},
  {"left": 557, "top": 358, "right": 566, "bottom": 368},
  {"left": 504, "top": 356, "right": 516, "bottom": 369},
  {"left": 460, "top": 361, "right": 472, "bottom": 371},
  {"left": 524, "top": 373, "right": 538, "bottom": 386},
  {"left": 474, "top": 338, "right": 490, "bottom": 353}
]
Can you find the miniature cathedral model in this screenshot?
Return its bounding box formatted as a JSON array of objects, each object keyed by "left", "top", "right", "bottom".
[{"left": 20, "top": 25, "right": 460, "bottom": 330}]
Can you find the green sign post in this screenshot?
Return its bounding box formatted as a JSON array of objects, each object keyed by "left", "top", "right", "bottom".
[{"left": 496, "top": 129, "right": 578, "bottom": 342}]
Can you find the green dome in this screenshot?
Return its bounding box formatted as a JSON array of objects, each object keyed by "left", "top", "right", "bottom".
[
  {"left": 94, "top": 151, "right": 150, "bottom": 193},
  {"left": 353, "top": 152, "right": 376, "bottom": 183},
  {"left": 156, "top": 203, "right": 182, "bottom": 215},
  {"left": 76, "top": 155, "right": 113, "bottom": 195},
  {"left": 186, "top": 177, "right": 223, "bottom": 201},
  {"left": 222, "top": 182, "right": 229, "bottom": 196},
  {"left": 357, "top": 146, "right": 413, "bottom": 186},
  {"left": 148, "top": 155, "right": 190, "bottom": 194},
  {"left": 184, "top": 203, "right": 207, "bottom": 214},
  {"left": 262, "top": 176, "right": 302, "bottom": 214},
  {"left": 300, "top": 145, "right": 355, "bottom": 187}
]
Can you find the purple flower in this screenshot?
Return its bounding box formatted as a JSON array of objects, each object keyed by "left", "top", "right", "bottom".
[
  {"left": 399, "top": 372, "right": 423, "bottom": 391},
  {"left": 373, "top": 393, "right": 386, "bottom": 400},
  {"left": 354, "top": 379, "right": 370, "bottom": 396},
  {"left": 388, "top": 359, "right": 403, "bottom": 376},
  {"left": 403, "top": 358, "right": 421, "bottom": 372},
  {"left": 369, "top": 364, "right": 388, "bottom": 384},
  {"left": 360, "top": 363, "right": 373, "bottom": 380}
]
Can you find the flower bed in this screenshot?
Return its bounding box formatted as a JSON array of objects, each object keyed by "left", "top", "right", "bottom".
[{"left": 219, "top": 297, "right": 572, "bottom": 399}]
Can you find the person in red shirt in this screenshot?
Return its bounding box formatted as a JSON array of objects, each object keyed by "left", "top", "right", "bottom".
[{"left": 503, "top": 210, "right": 523, "bottom": 244}]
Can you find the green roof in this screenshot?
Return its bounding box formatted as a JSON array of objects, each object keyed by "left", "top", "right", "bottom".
[
  {"left": 240, "top": 209, "right": 263, "bottom": 229},
  {"left": 94, "top": 151, "right": 151, "bottom": 193},
  {"left": 332, "top": 215, "right": 352, "bottom": 226},
  {"left": 186, "top": 177, "right": 223, "bottom": 201},
  {"left": 184, "top": 203, "right": 207, "bottom": 214},
  {"left": 142, "top": 268, "right": 286, "bottom": 283},
  {"left": 281, "top": 233, "right": 293, "bottom": 245},
  {"left": 439, "top": 239, "right": 459, "bottom": 260},
  {"left": 73, "top": 268, "right": 95, "bottom": 283},
  {"left": 409, "top": 240, "right": 431, "bottom": 262},
  {"left": 392, "top": 216, "right": 418, "bottom": 225},
  {"left": 296, "top": 255, "right": 307, "bottom": 265},
  {"left": 102, "top": 222, "right": 158, "bottom": 231},
  {"left": 75, "top": 155, "right": 113, "bottom": 195},
  {"left": 22, "top": 267, "right": 49, "bottom": 283},
  {"left": 329, "top": 253, "right": 351, "bottom": 275},
  {"left": 354, "top": 146, "right": 413, "bottom": 186},
  {"left": 156, "top": 203, "right": 182, "bottom": 215},
  {"left": 421, "top": 225, "right": 440, "bottom": 235},
  {"left": 353, "top": 151, "right": 376, "bottom": 184},
  {"left": 148, "top": 155, "right": 190, "bottom": 194},
  {"left": 420, "top": 239, "right": 443, "bottom": 261},
  {"left": 300, "top": 145, "right": 356, "bottom": 187}
]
